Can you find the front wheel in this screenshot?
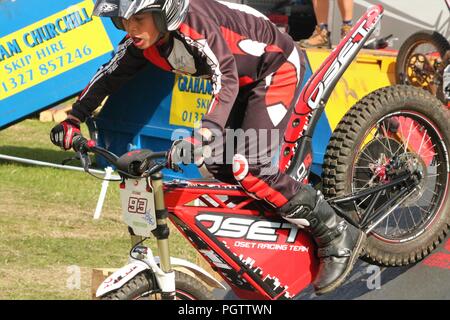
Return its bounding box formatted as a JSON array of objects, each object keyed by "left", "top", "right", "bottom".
[
  {"left": 101, "top": 270, "right": 215, "bottom": 300},
  {"left": 323, "top": 85, "right": 450, "bottom": 266}
]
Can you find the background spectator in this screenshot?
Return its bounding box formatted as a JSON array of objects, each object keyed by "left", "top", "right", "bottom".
[{"left": 299, "top": 0, "right": 353, "bottom": 48}]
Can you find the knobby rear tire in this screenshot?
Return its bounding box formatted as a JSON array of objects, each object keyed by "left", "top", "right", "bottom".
[{"left": 322, "top": 85, "right": 450, "bottom": 266}]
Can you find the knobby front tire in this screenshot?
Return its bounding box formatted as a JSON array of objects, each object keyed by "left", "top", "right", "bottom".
[{"left": 101, "top": 270, "right": 215, "bottom": 300}]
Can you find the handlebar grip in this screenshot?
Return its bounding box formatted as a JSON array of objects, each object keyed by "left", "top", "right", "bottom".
[
  {"left": 149, "top": 151, "right": 168, "bottom": 160},
  {"left": 72, "top": 135, "right": 88, "bottom": 152}
]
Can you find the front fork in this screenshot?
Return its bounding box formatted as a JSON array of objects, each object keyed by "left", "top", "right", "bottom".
[{"left": 129, "top": 172, "right": 175, "bottom": 300}]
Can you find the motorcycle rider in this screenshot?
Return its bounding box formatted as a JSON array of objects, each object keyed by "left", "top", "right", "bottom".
[{"left": 50, "top": 0, "right": 365, "bottom": 295}]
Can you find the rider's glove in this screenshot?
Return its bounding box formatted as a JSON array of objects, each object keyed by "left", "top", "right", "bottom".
[
  {"left": 50, "top": 118, "right": 81, "bottom": 150},
  {"left": 167, "top": 136, "right": 205, "bottom": 170}
]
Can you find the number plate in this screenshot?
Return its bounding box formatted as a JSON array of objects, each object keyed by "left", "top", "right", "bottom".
[{"left": 120, "top": 179, "right": 157, "bottom": 237}]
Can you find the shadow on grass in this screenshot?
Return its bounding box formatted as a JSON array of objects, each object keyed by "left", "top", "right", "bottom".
[{"left": 0, "top": 145, "right": 101, "bottom": 169}]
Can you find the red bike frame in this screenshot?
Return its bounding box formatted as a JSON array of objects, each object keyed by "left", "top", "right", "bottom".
[{"left": 165, "top": 6, "right": 384, "bottom": 300}]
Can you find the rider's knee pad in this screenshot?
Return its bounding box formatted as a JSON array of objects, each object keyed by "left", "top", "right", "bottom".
[
  {"left": 232, "top": 154, "right": 250, "bottom": 182},
  {"left": 232, "top": 154, "right": 288, "bottom": 208}
]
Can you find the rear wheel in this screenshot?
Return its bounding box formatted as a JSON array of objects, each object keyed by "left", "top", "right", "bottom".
[
  {"left": 101, "top": 270, "right": 215, "bottom": 300},
  {"left": 323, "top": 85, "right": 450, "bottom": 266}
]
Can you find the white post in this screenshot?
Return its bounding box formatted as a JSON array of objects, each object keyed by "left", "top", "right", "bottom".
[
  {"left": 0, "top": 153, "right": 117, "bottom": 176},
  {"left": 93, "top": 166, "right": 114, "bottom": 220}
]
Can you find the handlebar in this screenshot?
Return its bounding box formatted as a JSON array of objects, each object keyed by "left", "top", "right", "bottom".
[
  {"left": 73, "top": 135, "right": 119, "bottom": 165},
  {"left": 72, "top": 135, "right": 168, "bottom": 178}
]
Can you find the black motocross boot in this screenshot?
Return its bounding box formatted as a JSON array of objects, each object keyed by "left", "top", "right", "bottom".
[{"left": 280, "top": 184, "right": 366, "bottom": 295}]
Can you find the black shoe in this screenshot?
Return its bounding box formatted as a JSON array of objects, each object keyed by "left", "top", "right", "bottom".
[
  {"left": 313, "top": 219, "right": 366, "bottom": 295},
  {"left": 280, "top": 185, "right": 366, "bottom": 295}
]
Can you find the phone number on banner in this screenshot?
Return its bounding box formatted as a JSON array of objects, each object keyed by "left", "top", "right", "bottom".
[
  {"left": 1, "top": 43, "right": 92, "bottom": 95},
  {"left": 0, "top": 0, "right": 113, "bottom": 101}
]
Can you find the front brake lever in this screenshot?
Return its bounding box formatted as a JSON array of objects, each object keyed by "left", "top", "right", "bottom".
[
  {"left": 61, "top": 152, "right": 91, "bottom": 172},
  {"left": 62, "top": 154, "right": 81, "bottom": 166},
  {"left": 78, "top": 152, "right": 92, "bottom": 172},
  {"left": 146, "top": 163, "right": 167, "bottom": 176}
]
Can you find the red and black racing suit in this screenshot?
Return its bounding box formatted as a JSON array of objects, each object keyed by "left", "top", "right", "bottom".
[{"left": 70, "top": 0, "right": 308, "bottom": 210}]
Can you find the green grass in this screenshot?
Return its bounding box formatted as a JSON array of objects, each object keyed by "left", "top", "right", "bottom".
[{"left": 0, "top": 119, "right": 198, "bottom": 299}]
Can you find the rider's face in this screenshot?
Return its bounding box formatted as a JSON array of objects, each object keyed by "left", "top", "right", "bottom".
[{"left": 122, "top": 12, "right": 160, "bottom": 49}]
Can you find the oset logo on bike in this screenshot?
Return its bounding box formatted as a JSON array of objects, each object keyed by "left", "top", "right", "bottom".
[
  {"left": 196, "top": 213, "right": 300, "bottom": 243},
  {"left": 307, "top": 7, "right": 382, "bottom": 110}
]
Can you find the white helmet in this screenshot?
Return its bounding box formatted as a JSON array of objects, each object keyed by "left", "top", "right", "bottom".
[{"left": 93, "top": 0, "right": 189, "bottom": 32}]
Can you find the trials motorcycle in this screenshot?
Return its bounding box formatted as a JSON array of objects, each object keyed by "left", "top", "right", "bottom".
[{"left": 71, "top": 5, "right": 450, "bottom": 300}]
